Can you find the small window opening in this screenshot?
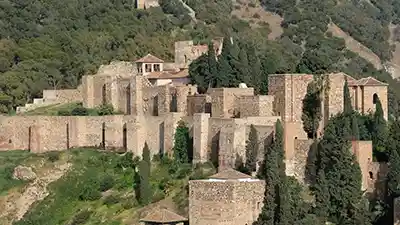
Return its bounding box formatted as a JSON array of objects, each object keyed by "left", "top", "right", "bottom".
[
  {"left": 369, "top": 171, "right": 373, "bottom": 179},
  {"left": 373, "top": 93, "right": 378, "bottom": 104},
  {"left": 145, "top": 64, "right": 152, "bottom": 72}
]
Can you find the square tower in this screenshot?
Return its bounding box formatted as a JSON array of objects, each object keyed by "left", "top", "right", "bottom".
[{"left": 189, "top": 169, "right": 264, "bottom": 225}]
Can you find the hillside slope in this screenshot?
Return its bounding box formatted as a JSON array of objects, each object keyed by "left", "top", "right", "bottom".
[{"left": 0, "top": 149, "right": 215, "bottom": 225}]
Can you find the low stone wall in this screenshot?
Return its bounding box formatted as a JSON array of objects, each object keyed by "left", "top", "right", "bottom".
[{"left": 43, "top": 89, "right": 82, "bottom": 103}]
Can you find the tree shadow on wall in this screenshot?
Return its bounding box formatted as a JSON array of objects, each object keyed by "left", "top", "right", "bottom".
[{"left": 210, "top": 131, "right": 220, "bottom": 169}]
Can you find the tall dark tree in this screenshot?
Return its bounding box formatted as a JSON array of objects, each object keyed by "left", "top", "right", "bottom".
[
  {"left": 173, "top": 120, "right": 190, "bottom": 164},
  {"left": 207, "top": 41, "right": 218, "bottom": 88},
  {"left": 387, "top": 119, "right": 400, "bottom": 198},
  {"left": 245, "top": 125, "right": 259, "bottom": 172},
  {"left": 372, "top": 95, "right": 388, "bottom": 160},
  {"left": 139, "top": 143, "right": 152, "bottom": 205},
  {"left": 216, "top": 56, "right": 233, "bottom": 87},
  {"left": 301, "top": 80, "right": 322, "bottom": 139},
  {"left": 254, "top": 120, "right": 283, "bottom": 225},
  {"left": 351, "top": 113, "right": 360, "bottom": 140},
  {"left": 343, "top": 79, "right": 353, "bottom": 115},
  {"left": 189, "top": 54, "right": 209, "bottom": 91},
  {"left": 314, "top": 113, "right": 370, "bottom": 224},
  {"left": 237, "top": 48, "right": 250, "bottom": 84},
  {"left": 142, "top": 142, "right": 151, "bottom": 166}
]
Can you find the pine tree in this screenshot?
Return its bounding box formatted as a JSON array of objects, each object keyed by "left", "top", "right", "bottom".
[
  {"left": 301, "top": 81, "right": 322, "bottom": 139},
  {"left": 245, "top": 125, "right": 259, "bottom": 172},
  {"left": 343, "top": 79, "right": 353, "bottom": 115},
  {"left": 372, "top": 95, "right": 388, "bottom": 160},
  {"left": 387, "top": 119, "right": 400, "bottom": 198},
  {"left": 173, "top": 120, "right": 190, "bottom": 164}
]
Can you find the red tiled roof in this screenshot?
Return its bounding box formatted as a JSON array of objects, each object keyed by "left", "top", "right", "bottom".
[
  {"left": 356, "top": 77, "right": 388, "bottom": 86},
  {"left": 146, "top": 69, "right": 189, "bottom": 79},
  {"left": 135, "top": 54, "right": 164, "bottom": 63},
  {"left": 140, "top": 208, "right": 187, "bottom": 223},
  {"left": 209, "top": 168, "right": 253, "bottom": 180}
]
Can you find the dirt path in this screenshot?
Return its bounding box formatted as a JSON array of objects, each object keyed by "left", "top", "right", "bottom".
[{"left": 327, "top": 23, "right": 383, "bottom": 70}]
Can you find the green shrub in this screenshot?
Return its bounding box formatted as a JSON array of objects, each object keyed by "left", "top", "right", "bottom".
[
  {"left": 57, "top": 109, "right": 71, "bottom": 116},
  {"left": 71, "top": 105, "right": 89, "bottom": 116},
  {"left": 47, "top": 151, "right": 60, "bottom": 162},
  {"left": 121, "top": 199, "right": 137, "bottom": 209},
  {"left": 103, "top": 195, "right": 120, "bottom": 206},
  {"left": 70, "top": 209, "right": 92, "bottom": 225},
  {"left": 96, "top": 104, "right": 114, "bottom": 116},
  {"left": 79, "top": 185, "right": 101, "bottom": 201},
  {"left": 99, "top": 175, "right": 115, "bottom": 192}
]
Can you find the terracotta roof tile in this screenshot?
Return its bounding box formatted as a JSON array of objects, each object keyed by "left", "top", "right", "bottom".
[
  {"left": 135, "top": 54, "right": 164, "bottom": 63},
  {"left": 146, "top": 69, "right": 189, "bottom": 79},
  {"left": 140, "top": 208, "right": 187, "bottom": 223},
  {"left": 356, "top": 77, "right": 388, "bottom": 86},
  {"left": 209, "top": 168, "right": 253, "bottom": 180}
]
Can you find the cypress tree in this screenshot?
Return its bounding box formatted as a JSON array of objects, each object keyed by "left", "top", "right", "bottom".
[
  {"left": 189, "top": 54, "right": 210, "bottom": 91},
  {"left": 301, "top": 81, "right": 322, "bottom": 139},
  {"left": 254, "top": 120, "right": 283, "bottom": 225},
  {"left": 173, "top": 120, "right": 190, "bottom": 164},
  {"left": 237, "top": 48, "right": 250, "bottom": 84},
  {"left": 216, "top": 57, "right": 233, "bottom": 87},
  {"left": 247, "top": 45, "right": 262, "bottom": 92},
  {"left": 314, "top": 113, "right": 369, "bottom": 224},
  {"left": 207, "top": 41, "right": 218, "bottom": 88},
  {"left": 139, "top": 143, "right": 151, "bottom": 205},
  {"left": 245, "top": 124, "right": 259, "bottom": 172},
  {"left": 351, "top": 113, "right": 360, "bottom": 140},
  {"left": 372, "top": 95, "right": 388, "bottom": 160},
  {"left": 343, "top": 79, "right": 353, "bottom": 115},
  {"left": 387, "top": 119, "right": 400, "bottom": 198},
  {"left": 139, "top": 160, "right": 151, "bottom": 205},
  {"left": 142, "top": 142, "right": 151, "bottom": 166}
]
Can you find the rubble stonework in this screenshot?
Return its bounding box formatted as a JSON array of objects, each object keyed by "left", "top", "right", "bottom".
[{"left": 0, "top": 38, "right": 391, "bottom": 224}]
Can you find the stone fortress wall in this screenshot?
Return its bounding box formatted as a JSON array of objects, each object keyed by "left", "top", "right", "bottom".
[{"left": 0, "top": 38, "right": 391, "bottom": 225}]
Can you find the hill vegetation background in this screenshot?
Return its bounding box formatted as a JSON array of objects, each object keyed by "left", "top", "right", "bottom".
[
  {"left": 3, "top": 0, "right": 400, "bottom": 224},
  {"left": 2, "top": 0, "right": 400, "bottom": 115}
]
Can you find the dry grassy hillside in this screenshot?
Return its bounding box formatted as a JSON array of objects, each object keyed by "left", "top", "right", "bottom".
[
  {"left": 0, "top": 150, "right": 215, "bottom": 225},
  {"left": 231, "top": 0, "right": 283, "bottom": 40}
]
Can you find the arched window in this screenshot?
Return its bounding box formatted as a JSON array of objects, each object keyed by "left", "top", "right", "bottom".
[
  {"left": 369, "top": 171, "right": 373, "bottom": 179},
  {"left": 373, "top": 93, "right": 378, "bottom": 104}
]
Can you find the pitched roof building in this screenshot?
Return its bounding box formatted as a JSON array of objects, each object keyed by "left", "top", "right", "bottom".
[{"left": 140, "top": 208, "right": 188, "bottom": 225}]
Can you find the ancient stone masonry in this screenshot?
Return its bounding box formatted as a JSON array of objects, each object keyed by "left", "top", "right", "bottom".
[
  {"left": 2, "top": 38, "right": 391, "bottom": 225},
  {"left": 189, "top": 169, "right": 264, "bottom": 225}
]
